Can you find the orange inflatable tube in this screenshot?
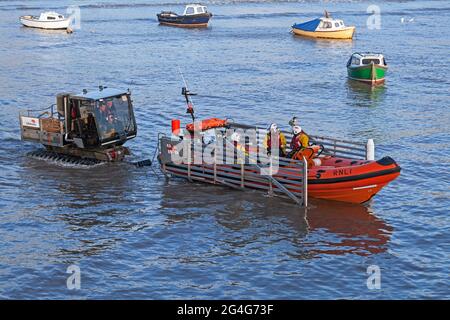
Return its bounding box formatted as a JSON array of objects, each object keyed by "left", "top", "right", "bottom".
[
  {"left": 186, "top": 118, "right": 228, "bottom": 132},
  {"left": 305, "top": 156, "right": 401, "bottom": 203}
]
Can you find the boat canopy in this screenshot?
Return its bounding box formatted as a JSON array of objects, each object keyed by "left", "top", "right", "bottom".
[
  {"left": 183, "top": 4, "right": 208, "bottom": 16},
  {"left": 348, "top": 53, "right": 386, "bottom": 66},
  {"left": 293, "top": 16, "right": 350, "bottom": 32},
  {"left": 292, "top": 18, "right": 321, "bottom": 31},
  {"left": 39, "top": 11, "right": 65, "bottom": 21}
]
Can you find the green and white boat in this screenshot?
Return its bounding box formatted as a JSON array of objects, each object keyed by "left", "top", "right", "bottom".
[{"left": 347, "top": 53, "right": 388, "bottom": 85}]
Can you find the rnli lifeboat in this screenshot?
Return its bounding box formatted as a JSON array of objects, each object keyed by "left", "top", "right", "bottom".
[
  {"left": 158, "top": 87, "right": 401, "bottom": 205},
  {"left": 294, "top": 153, "right": 400, "bottom": 203},
  {"left": 271, "top": 145, "right": 400, "bottom": 203},
  {"left": 162, "top": 118, "right": 401, "bottom": 204}
]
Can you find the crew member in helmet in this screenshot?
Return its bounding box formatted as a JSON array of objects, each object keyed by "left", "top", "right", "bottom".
[
  {"left": 263, "top": 123, "right": 287, "bottom": 157},
  {"left": 288, "top": 125, "right": 310, "bottom": 158}
]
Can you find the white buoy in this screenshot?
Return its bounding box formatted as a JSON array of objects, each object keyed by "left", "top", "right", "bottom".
[
  {"left": 312, "top": 158, "right": 322, "bottom": 167},
  {"left": 366, "top": 139, "right": 375, "bottom": 160},
  {"left": 66, "top": 27, "right": 73, "bottom": 34}
]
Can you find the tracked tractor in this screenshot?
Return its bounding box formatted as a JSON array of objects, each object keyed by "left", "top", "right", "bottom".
[{"left": 20, "top": 86, "right": 137, "bottom": 164}]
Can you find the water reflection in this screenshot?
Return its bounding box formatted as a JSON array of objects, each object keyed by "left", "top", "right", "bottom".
[
  {"left": 18, "top": 156, "right": 141, "bottom": 259},
  {"left": 21, "top": 157, "right": 134, "bottom": 207},
  {"left": 346, "top": 79, "right": 387, "bottom": 108},
  {"left": 304, "top": 199, "right": 392, "bottom": 256},
  {"left": 19, "top": 26, "right": 70, "bottom": 37},
  {"left": 160, "top": 181, "right": 392, "bottom": 257},
  {"left": 291, "top": 34, "right": 354, "bottom": 49}
]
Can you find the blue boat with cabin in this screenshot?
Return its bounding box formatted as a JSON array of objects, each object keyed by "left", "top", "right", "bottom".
[{"left": 157, "top": 4, "right": 212, "bottom": 28}]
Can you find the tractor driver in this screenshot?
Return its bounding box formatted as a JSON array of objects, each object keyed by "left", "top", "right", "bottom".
[{"left": 96, "top": 100, "right": 114, "bottom": 137}]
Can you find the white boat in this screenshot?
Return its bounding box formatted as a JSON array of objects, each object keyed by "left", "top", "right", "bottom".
[{"left": 20, "top": 11, "right": 71, "bottom": 30}]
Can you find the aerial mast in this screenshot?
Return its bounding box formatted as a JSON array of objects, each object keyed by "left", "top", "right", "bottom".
[{"left": 179, "top": 68, "right": 197, "bottom": 122}]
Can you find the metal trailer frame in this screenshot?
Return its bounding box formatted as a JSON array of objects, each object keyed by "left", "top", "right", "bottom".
[
  {"left": 158, "top": 121, "right": 373, "bottom": 207},
  {"left": 230, "top": 122, "right": 370, "bottom": 160},
  {"left": 19, "top": 107, "right": 65, "bottom": 147}
]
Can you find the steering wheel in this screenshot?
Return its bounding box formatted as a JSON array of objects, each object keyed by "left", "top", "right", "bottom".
[
  {"left": 317, "top": 144, "right": 324, "bottom": 157},
  {"left": 308, "top": 141, "right": 325, "bottom": 157}
]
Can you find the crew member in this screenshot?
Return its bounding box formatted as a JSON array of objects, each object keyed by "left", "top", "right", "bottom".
[
  {"left": 263, "top": 123, "right": 287, "bottom": 157},
  {"left": 288, "top": 125, "right": 310, "bottom": 158}
]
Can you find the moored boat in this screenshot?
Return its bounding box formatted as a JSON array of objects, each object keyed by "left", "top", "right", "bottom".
[
  {"left": 347, "top": 52, "right": 388, "bottom": 85},
  {"left": 157, "top": 4, "right": 212, "bottom": 28},
  {"left": 20, "top": 11, "right": 71, "bottom": 30},
  {"left": 292, "top": 11, "right": 355, "bottom": 39}
]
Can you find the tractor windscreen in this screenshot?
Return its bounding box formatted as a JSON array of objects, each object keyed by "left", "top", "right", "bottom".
[{"left": 94, "top": 94, "right": 135, "bottom": 143}]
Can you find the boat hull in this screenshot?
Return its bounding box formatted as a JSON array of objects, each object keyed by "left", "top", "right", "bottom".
[
  {"left": 157, "top": 13, "right": 212, "bottom": 28},
  {"left": 347, "top": 64, "right": 387, "bottom": 85},
  {"left": 162, "top": 155, "right": 401, "bottom": 204},
  {"left": 292, "top": 26, "right": 355, "bottom": 39},
  {"left": 306, "top": 156, "right": 400, "bottom": 203},
  {"left": 20, "top": 16, "right": 71, "bottom": 29}
]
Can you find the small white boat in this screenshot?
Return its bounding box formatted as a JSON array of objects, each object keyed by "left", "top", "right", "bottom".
[{"left": 20, "top": 11, "right": 71, "bottom": 30}]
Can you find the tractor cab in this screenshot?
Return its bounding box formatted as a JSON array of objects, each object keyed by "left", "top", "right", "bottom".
[
  {"left": 66, "top": 87, "right": 137, "bottom": 147},
  {"left": 20, "top": 86, "right": 137, "bottom": 162}
]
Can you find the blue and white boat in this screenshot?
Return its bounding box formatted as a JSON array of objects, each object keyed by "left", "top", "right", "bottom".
[{"left": 157, "top": 4, "right": 212, "bottom": 28}]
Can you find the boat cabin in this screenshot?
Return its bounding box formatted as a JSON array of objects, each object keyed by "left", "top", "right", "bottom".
[
  {"left": 183, "top": 4, "right": 208, "bottom": 16},
  {"left": 348, "top": 53, "right": 387, "bottom": 67},
  {"left": 38, "top": 11, "right": 65, "bottom": 21},
  {"left": 316, "top": 17, "right": 347, "bottom": 31}
]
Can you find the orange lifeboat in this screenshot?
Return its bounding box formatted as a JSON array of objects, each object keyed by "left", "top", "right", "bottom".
[
  {"left": 279, "top": 146, "right": 401, "bottom": 203},
  {"left": 164, "top": 116, "right": 401, "bottom": 204},
  {"left": 305, "top": 156, "right": 401, "bottom": 203}
]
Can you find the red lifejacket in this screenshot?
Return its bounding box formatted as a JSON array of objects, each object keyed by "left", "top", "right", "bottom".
[{"left": 290, "top": 132, "right": 308, "bottom": 151}]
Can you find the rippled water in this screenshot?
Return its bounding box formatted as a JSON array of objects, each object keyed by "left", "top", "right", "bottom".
[{"left": 0, "top": 0, "right": 449, "bottom": 299}]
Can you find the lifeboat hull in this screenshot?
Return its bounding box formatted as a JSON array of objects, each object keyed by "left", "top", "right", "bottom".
[
  {"left": 163, "top": 155, "right": 400, "bottom": 205},
  {"left": 307, "top": 156, "right": 401, "bottom": 203}
]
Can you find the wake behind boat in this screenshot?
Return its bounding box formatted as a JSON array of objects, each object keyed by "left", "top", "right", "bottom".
[
  {"left": 20, "top": 11, "right": 72, "bottom": 30},
  {"left": 292, "top": 11, "right": 355, "bottom": 39},
  {"left": 157, "top": 4, "right": 212, "bottom": 28}
]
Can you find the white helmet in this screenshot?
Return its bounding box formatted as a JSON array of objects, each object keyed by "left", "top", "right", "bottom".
[
  {"left": 268, "top": 123, "right": 278, "bottom": 132},
  {"left": 293, "top": 125, "right": 302, "bottom": 135}
]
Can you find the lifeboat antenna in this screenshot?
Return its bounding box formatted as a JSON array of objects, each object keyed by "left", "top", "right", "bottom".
[{"left": 178, "top": 68, "right": 197, "bottom": 122}]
